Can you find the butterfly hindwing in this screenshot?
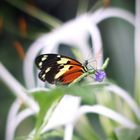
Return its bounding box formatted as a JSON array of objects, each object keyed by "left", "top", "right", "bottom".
[
  {"left": 58, "top": 65, "right": 84, "bottom": 84},
  {"left": 35, "top": 54, "right": 86, "bottom": 84}
]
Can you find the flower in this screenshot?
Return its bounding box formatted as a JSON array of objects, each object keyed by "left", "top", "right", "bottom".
[{"left": 94, "top": 70, "right": 106, "bottom": 82}]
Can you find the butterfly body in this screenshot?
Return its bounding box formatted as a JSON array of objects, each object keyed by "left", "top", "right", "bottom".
[{"left": 35, "top": 54, "right": 88, "bottom": 85}]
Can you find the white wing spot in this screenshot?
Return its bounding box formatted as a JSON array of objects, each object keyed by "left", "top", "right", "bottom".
[
  {"left": 55, "top": 65, "right": 71, "bottom": 79},
  {"left": 42, "top": 55, "right": 48, "bottom": 61},
  {"left": 39, "top": 62, "right": 42, "bottom": 67},
  {"left": 42, "top": 74, "right": 46, "bottom": 79},
  {"left": 57, "top": 58, "right": 70, "bottom": 64},
  {"left": 45, "top": 67, "right": 51, "bottom": 73}
]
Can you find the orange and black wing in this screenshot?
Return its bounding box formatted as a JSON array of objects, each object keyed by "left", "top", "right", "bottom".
[{"left": 35, "top": 54, "right": 86, "bottom": 85}]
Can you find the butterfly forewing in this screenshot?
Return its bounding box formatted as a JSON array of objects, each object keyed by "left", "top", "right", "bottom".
[
  {"left": 35, "top": 54, "right": 86, "bottom": 84},
  {"left": 35, "top": 54, "right": 82, "bottom": 70}
]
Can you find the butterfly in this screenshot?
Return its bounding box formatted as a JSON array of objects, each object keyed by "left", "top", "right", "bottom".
[{"left": 35, "top": 54, "right": 106, "bottom": 85}]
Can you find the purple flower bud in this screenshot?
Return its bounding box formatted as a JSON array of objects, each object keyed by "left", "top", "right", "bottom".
[{"left": 94, "top": 70, "right": 106, "bottom": 82}]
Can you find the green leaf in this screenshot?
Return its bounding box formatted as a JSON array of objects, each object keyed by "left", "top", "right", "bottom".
[
  {"left": 40, "top": 129, "right": 63, "bottom": 140},
  {"left": 30, "top": 82, "right": 108, "bottom": 138},
  {"left": 115, "top": 126, "right": 140, "bottom": 140},
  {"left": 66, "top": 83, "right": 109, "bottom": 104},
  {"left": 31, "top": 89, "right": 63, "bottom": 137},
  {"left": 76, "top": 116, "right": 102, "bottom": 140},
  {"left": 6, "top": 0, "right": 62, "bottom": 28}
]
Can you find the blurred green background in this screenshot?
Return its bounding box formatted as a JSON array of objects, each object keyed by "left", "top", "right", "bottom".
[{"left": 0, "top": 0, "right": 135, "bottom": 139}]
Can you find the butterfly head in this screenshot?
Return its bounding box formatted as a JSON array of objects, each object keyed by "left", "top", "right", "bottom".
[{"left": 84, "top": 59, "right": 106, "bottom": 82}]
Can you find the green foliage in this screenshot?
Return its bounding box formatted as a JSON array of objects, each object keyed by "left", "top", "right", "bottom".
[
  {"left": 33, "top": 90, "right": 63, "bottom": 137},
  {"left": 115, "top": 127, "right": 140, "bottom": 140},
  {"left": 76, "top": 116, "right": 102, "bottom": 140},
  {"left": 6, "top": 0, "right": 62, "bottom": 28},
  {"left": 30, "top": 82, "right": 108, "bottom": 139}
]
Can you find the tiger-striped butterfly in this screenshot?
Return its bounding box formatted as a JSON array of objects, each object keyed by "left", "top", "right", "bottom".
[{"left": 35, "top": 54, "right": 106, "bottom": 85}]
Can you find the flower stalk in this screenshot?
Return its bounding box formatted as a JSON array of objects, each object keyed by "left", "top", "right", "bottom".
[{"left": 0, "top": 62, "right": 39, "bottom": 112}]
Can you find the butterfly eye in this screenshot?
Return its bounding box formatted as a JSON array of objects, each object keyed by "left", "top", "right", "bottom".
[{"left": 94, "top": 70, "right": 106, "bottom": 82}]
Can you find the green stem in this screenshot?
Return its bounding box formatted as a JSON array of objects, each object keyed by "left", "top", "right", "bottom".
[
  {"left": 101, "top": 57, "right": 110, "bottom": 70},
  {"left": 69, "top": 58, "right": 109, "bottom": 86},
  {"left": 6, "top": 0, "right": 62, "bottom": 28}
]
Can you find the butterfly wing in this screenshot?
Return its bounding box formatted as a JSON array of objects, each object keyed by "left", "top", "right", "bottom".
[
  {"left": 35, "top": 54, "right": 81, "bottom": 69},
  {"left": 35, "top": 54, "right": 86, "bottom": 84},
  {"left": 57, "top": 65, "right": 84, "bottom": 84}
]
